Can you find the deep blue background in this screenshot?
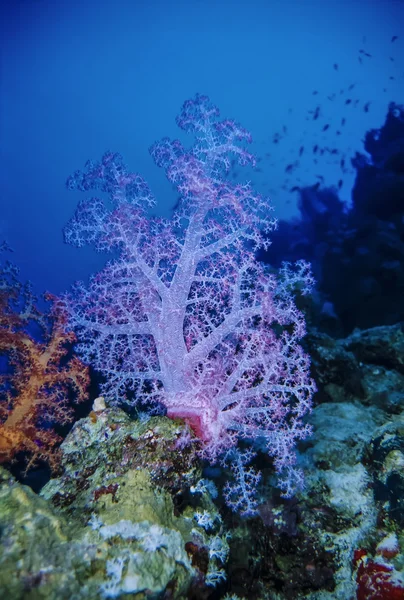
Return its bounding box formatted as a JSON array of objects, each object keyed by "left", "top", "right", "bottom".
[{"left": 1, "top": 0, "right": 403, "bottom": 296}]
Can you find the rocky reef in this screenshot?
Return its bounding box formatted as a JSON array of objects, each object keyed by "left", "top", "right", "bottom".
[{"left": 0, "top": 400, "right": 230, "bottom": 599}]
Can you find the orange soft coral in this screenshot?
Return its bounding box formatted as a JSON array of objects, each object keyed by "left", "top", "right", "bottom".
[{"left": 0, "top": 245, "right": 89, "bottom": 470}]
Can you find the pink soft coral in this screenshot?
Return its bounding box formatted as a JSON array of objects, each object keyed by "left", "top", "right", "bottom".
[{"left": 64, "top": 95, "right": 316, "bottom": 514}]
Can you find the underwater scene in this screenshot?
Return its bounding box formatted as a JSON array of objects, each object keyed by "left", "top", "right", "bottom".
[{"left": 1, "top": 0, "right": 404, "bottom": 598}]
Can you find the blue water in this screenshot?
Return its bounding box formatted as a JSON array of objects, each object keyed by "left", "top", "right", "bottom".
[{"left": 1, "top": 0, "right": 403, "bottom": 297}]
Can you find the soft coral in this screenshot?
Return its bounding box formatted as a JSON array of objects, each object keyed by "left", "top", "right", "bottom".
[
  {"left": 0, "top": 245, "right": 89, "bottom": 470},
  {"left": 63, "top": 95, "right": 315, "bottom": 513}
]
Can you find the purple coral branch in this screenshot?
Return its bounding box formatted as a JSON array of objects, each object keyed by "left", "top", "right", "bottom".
[{"left": 63, "top": 94, "right": 316, "bottom": 514}]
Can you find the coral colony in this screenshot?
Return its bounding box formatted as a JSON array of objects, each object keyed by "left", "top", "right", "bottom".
[
  {"left": 0, "top": 248, "right": 89, "bottom": 469},
  {"left": 64, "top": 94, "right": 316, "bottom": 515}
]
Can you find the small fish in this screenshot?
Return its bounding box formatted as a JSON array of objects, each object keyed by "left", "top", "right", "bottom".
[
  {"left": 299, "top": 146, "right": 304, "bottom": 156},
  {"left": 348, "top": 83, "right": 356, "bottom": 91},
  {"left": 322, "top": 124, "right": 330, "bottom": 132},
  {"left": 315, "top": 175, "right": 324, "bottom": 182},
  {"left": 391, "top": 35, "right": 398, "bottom": 43},
  {"left": 313, "top": 106, "right": 320, "bottom": 120},
  {"left": 333, "top": 63, "right": 339, "bottom": 71},
  {"left": 341, "top": 118, "right": 346, "bottom": 126},
  {"left": 364, "top": 102, "right": 371, "bottom": 113},
  {"left": 290, "top": 186, "right": 300, "bottom": 192},
  {"left": 313, "top": 144, "right": 318, "bottom": 154},
  {"left": 340, "top": 158, "right": 345, "bottom": 169},
  {"left": 312, "top": 90, "right": 318, "bottom": 95},
  {"left": 338, "top": 179, "right": 343, "bottom": 189},
  {"left": 345, "top": 99, "right": 352, "bottom": 105}
]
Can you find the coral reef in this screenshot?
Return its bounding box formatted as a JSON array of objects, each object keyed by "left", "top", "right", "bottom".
[
  {"left": 258, "top": 102, "right": 404, "bottom": 337},
  {"left": 0, "top": 398, "right": 232, "bottom": 598},
  {"left": 220, "top": 323, "right": 404, "bottom": 599}
]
